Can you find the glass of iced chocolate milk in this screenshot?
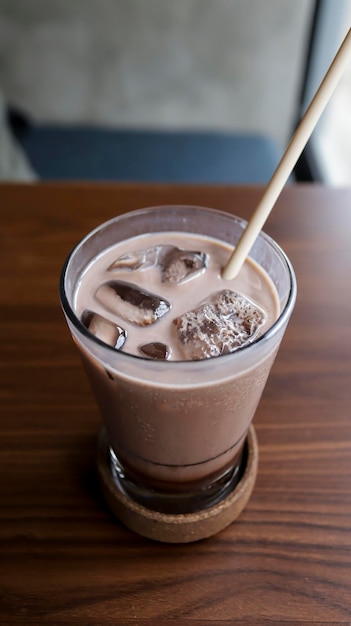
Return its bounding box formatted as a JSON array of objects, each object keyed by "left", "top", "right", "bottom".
[{"left": 60, "top": 205, "right": 296, "bottom": 542}]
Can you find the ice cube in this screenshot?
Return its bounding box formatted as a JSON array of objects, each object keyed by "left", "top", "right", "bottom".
[
  {"left": 82, "top": 310, "right": 127, "bottom": 349},
  {"left": 173, "top": 290, "right": 265, "bottom": 360},
  {"left": 161, "top": 247, "right": 207, "bottom": 284},
  {"left": 109, "top": 244, "right": 207, "bottom": 284},
  {"left": 108, "top": 246, "right": 163, "bottom": 272},
  {"left": 139, "top": 342, "right": 170, "bottom": 360},
  {"left": 95, "top": 280, "right": 171, "bottom": 326}
]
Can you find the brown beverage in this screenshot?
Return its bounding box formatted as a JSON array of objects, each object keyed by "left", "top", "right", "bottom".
[{"left": 60, "top": 206, "right": 296, "bottom": 514}]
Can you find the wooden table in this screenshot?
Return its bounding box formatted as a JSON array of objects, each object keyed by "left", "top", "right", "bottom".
[{"left": 1, "top": 183, "right": 350, "bottom": 625}]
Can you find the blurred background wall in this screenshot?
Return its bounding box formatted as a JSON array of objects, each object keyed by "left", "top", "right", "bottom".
[{"left": 0, "top": 0, "right": 313, "bottom": 150}]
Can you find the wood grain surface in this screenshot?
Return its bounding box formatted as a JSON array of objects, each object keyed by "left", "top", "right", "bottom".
[{"left": 1, "top": 183, "right": 350, "bottom": 625}]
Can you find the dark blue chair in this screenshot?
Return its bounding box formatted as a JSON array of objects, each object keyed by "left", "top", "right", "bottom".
[{"left": 9, "top": 111, "right": 282, "bottom": 183}]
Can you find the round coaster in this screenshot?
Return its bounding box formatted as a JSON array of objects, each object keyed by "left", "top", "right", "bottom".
[{"left": 97, "top": 425, "right": 258, "bottom": 543}]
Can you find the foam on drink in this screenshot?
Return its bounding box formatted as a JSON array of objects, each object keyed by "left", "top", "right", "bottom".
[{"left": 74, "top": 232, "right": 279, "bottom": 361}]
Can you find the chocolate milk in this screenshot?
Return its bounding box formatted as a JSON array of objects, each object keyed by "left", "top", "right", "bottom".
[{"left": 73, "top": 231, "right": 280, "bottom": 499}]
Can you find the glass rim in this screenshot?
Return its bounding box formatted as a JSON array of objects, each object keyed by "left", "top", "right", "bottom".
[{"left": 59, "top": 204, "right": 297, "bottom": 366}]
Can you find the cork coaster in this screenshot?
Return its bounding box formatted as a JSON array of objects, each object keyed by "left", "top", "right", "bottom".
[{"left": 97, "top": 425, "right": 258, "bottom": 543}]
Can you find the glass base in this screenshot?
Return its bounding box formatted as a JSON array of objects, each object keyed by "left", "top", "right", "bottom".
[
  {"left": 109, "top": 443, "right": 248, "bottom": 515},
  {"left": 97, "top": 426, "right": 258, "bottom": 542}
]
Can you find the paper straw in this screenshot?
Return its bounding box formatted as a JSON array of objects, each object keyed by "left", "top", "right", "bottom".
[{"left": 222, "top": 27, "right": 351, "bottom": 281}]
